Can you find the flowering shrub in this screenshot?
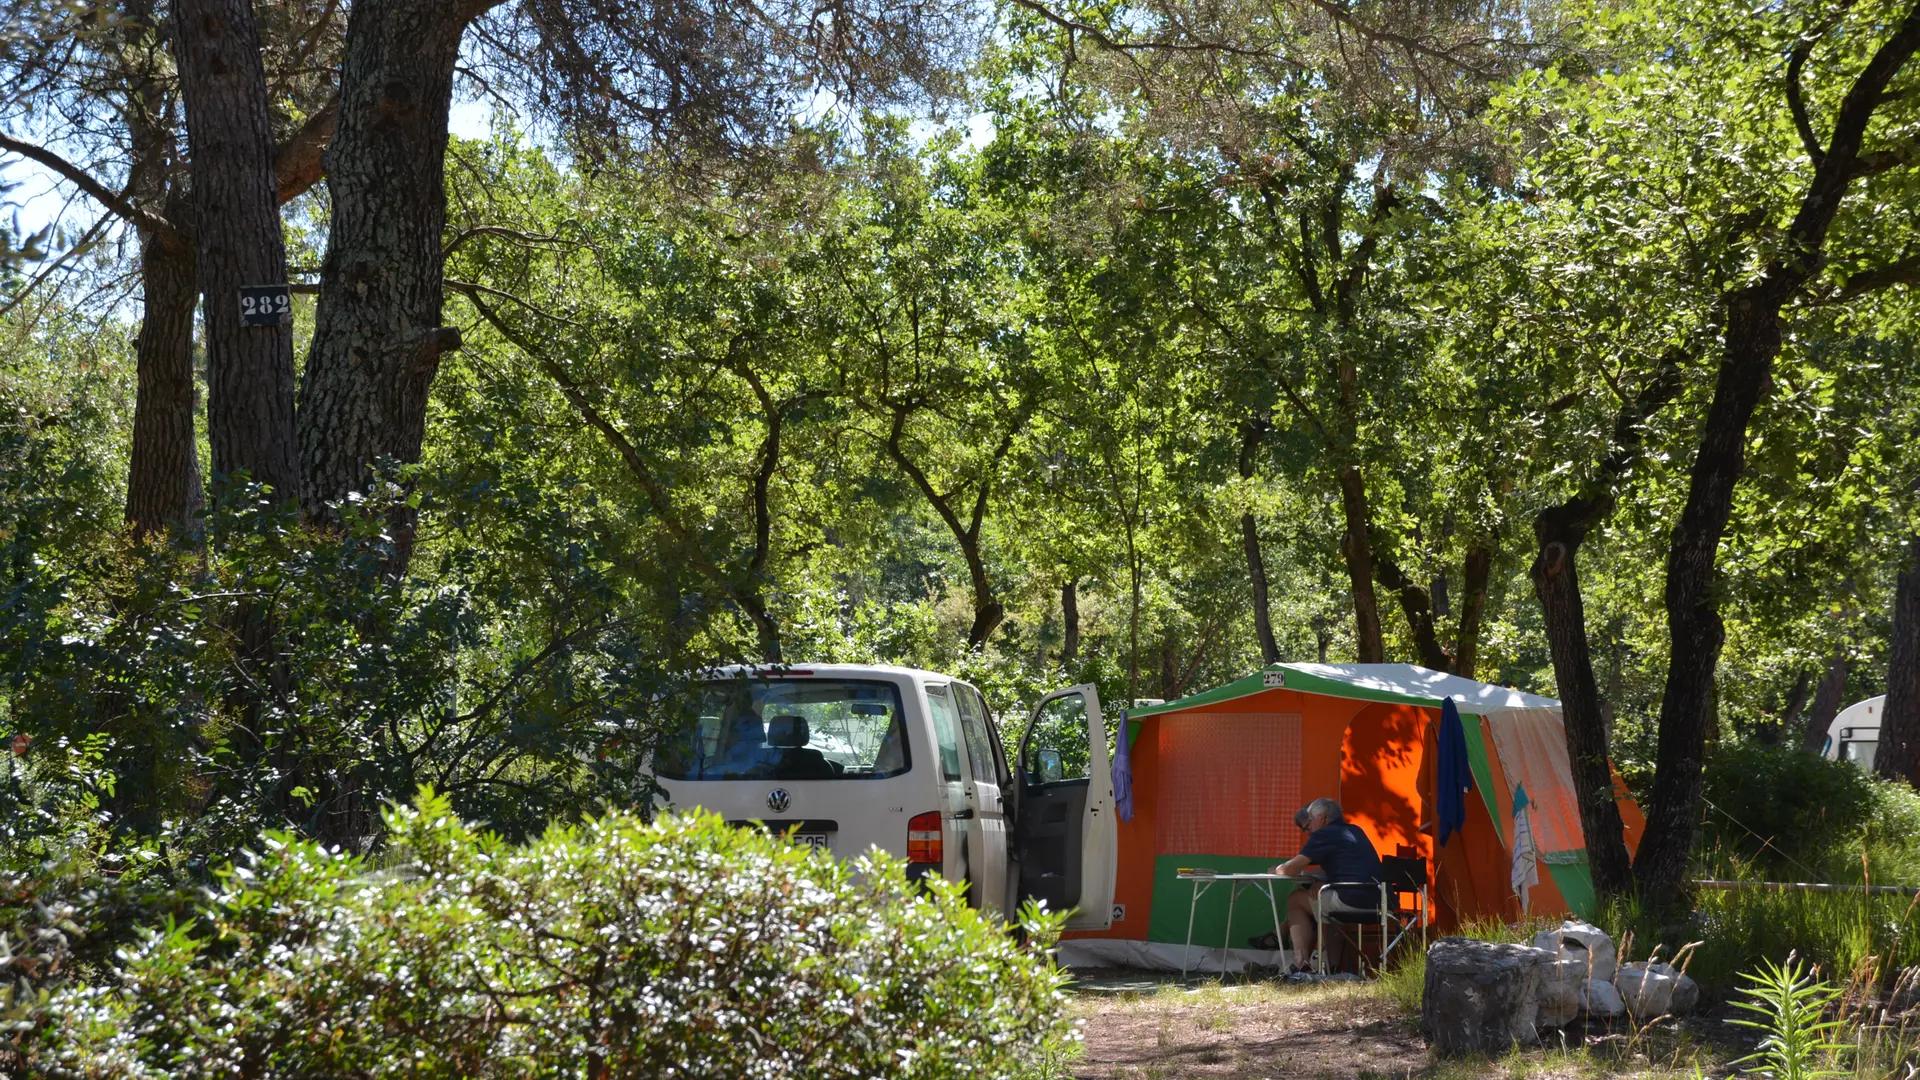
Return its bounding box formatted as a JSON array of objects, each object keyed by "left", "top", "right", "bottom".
[{"left": 34, "top": 794, "right": 1077, "bottom": 1078}]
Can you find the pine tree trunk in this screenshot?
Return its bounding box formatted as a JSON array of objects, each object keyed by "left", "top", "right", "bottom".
[
  {"left": 297, "top": 0, "right": 480, "bottom": 548},
  {"left": 1802, "top": 651, "right": 1851, "bottom": 752},
  {"left": 1337, "top": 464, "right": 1386, "bottom": 662},
  {"left": 125, "top": 227, "right": 204, "bottom": 538},
  {"left": 171, "top": 0, "right": 300, "bottom": 500},
  {"left": 1454, "top": 545, "right": 1493, "bottom": 681},
  {"left": 1874, "top": 542, "right": 1920, "bottom": 785},
  {"left": 1530, "top": 534, "right": 1635, "bottom": 898}
]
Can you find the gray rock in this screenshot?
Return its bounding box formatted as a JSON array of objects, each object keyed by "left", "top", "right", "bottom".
[
  {"left": 1581, "top": 977, "right": 1625, "bottom": 1018},
  {"left": 1537, "top": 955, "right": 1590, "bottom": 1028},
  {"left": 1530, "top": 919, "right": 1618, "bottom": 982},
  {"left": 1422, "top": 937, "right": 1555, "bottom": 1056},
  {"left": 1614, "top": 961, "right": 1700, "bottom": 1017}
]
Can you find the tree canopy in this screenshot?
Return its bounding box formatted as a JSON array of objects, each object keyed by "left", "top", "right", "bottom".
[{"left": 1, "top": 0, "right": 1917, "bottom": 907}]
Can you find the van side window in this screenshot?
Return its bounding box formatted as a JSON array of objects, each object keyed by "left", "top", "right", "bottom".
[
  {"left": 955, "top": 685, "right": 1006, "bottom": 788},
  {"left": 925, "top": 685, "right": 965, "bottom": 782}
]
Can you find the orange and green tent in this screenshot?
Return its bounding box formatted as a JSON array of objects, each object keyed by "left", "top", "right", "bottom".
[{"left": 1059, "top": 663, "right": 1643, "bottom": 971}]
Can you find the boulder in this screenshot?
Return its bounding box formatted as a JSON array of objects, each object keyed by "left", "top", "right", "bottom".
[
  {"left": 1537, "top": 955, "right": 1590, "bottom": 1028},
  {"left": 1422, "top": 937, "right": 1555, "bottom": 1056},
  {"left": 1530, "top": 919, "right": 1618, "bottom": 982},
  {"left": 1581, "top": 977, "right": 1625, "bottom": 1018},
  {"left": 1614, "top": 961, "right": 1699, "bottom": 1018},
  {"left": 1665, "top": 964, "right": 1701, "bottom": 1014}
]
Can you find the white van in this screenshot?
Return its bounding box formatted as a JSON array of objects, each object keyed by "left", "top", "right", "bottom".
[
  {"left": 651, "top": 664, "right": 1117, "bottom": 929},
  {"left": 1823, "top": 696, "right": 1884, "bottom": 768}
]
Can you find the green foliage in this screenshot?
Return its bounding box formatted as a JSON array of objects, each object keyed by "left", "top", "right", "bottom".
[
  {"left": 1700, "top": 745, "right": 1880, "bottom": 877},
  {"left": 1729, "top": 957, "right": 1848, "bottom": 1080},
  {"left": 0, "top": 332, "right": 689, "bottom": 870},
  {"left": 31, "top": 793, "right": 1077, "bottom": 1079}
]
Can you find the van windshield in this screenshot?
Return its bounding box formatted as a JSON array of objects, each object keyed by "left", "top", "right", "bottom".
[{"left": 655, "top": 678, "right": 911, "bottom": 781}]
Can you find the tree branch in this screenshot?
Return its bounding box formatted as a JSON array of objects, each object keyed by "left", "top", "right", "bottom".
[
  {"left": 1832, "top": 253, "right": 1920, "bottom": 300},
  {"left": 1783, "top": 0, "right": 1920, "bottom": 268},
  {"left": 1787, "top": 32, "right": 1827, "bottom": 167},
  {"left": 273, "top": 95, "right": 340, "bottom": 204},
  {"left": 0, "top": 134, "right": 169, "bottom": 236}
]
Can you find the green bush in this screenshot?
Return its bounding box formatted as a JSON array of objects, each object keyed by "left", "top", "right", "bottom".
[
  {"left": 30, "top": 794, "right": 1076, "bottom": 1078},
  {"left": 1699, "top": 744, "right": 1879, "bottom": 877}
]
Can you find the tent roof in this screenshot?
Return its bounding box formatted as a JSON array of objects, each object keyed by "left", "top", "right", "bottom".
[{"left": 1130, "top": 663, "right": 1560, "bottom": 718}]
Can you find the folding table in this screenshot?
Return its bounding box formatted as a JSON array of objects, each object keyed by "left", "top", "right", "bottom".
[{"left": 1173, "top": 870, "right": 1301, "bottom": 980}]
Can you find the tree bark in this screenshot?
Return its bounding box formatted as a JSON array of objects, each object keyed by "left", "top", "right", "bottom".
[
  {"left": 1239, "top": 415, "right": 1280, "bottom": 664},
  {"left": 298, "top": 0, "right": 486, "bottom": 544},
  {"left": 1874, "top": 541, "right": 1920, "bottom": 785},
  {"left": 1061, "top": 579, "right": 1080, "bottom": 664},
  {"left": 1531, "top": 538, "right": 1635, "bottom": 898},
  {"left": 1454, "top": 545, "right": 1493, "bottom": 681},
  {"left": 1527, "top": 353, "right": 1683, "bottom": 903},
  {"left": 116, "top": 1, "right": 205, "bottom": 539},
  {"left": 172, "top": 0, "right": 301, "bottom": 500},
  {"left": 1633, "top": 5, "right": 1920, "bottom": 897},
  {"left": 1777, "top": 668, "right": 1813, "bottom": 744},
  {"left": 1337, "top": 464, "right": 1386, "bottom": 662},
  {"left": 1802, "top": 650, "right": 1851, "bottom": 752},
  {"left": 125, "top": 216, "right": 204, "bottom": 538},
  {"left": 1377, "top": 553, "right": 1451, "bottom": 671},
  {"left": 735, "top": 368, "right": 792, "bottom": 664},
  {"left": 883, "top": 405, "right": 1014, "bottom": 651},
  {"left": 1243, "top": 513, "right": 1281, "bottom": 664},
  {"left": 1636, "top": 295, "right": 1786, "bottom": 893}
]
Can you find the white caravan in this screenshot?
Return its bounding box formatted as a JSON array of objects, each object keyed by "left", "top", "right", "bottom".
[
  {"left": 1823, "top": 696, "right": 1884, "bottom": 769},
  {"left": 651, "top": 664, "right": 1117, "bottom": 929}
]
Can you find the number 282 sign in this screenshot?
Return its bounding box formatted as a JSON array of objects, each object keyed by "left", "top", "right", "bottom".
[{"left": 239, "top": 285, "right": 292, "bottom": 326}]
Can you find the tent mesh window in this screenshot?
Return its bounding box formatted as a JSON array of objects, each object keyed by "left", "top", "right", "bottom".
[{"left": 1154, "top": 713, "right": 1303, "bottom": 858}]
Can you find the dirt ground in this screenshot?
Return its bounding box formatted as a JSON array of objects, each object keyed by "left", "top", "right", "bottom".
[{"left": 1064, "top": 969, "right": 1753, "bottom": 1080}]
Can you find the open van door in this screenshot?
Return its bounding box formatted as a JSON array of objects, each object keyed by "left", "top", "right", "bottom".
[{"left": 1013, "top": 686, "right": 1116, "bottom": 930}]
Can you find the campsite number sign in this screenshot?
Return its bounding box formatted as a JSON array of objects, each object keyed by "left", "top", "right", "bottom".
[
  {"left": 239, "top": 285, "right": 293, "bottom": 326},
  {"left": 1263, "top": 671, "right": 1286, "bottom": 688}
]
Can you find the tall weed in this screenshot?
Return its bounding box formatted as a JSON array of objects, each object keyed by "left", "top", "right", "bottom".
[{"left": 1729, "top": 957, "right": 1847, "bottom": 1080}]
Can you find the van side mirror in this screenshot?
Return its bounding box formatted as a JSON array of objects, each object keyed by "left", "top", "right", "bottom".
[{"left": 1034, "top": 748, "right": 1064, "bottom": 785}]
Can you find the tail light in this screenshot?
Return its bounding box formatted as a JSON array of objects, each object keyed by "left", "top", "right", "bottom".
[{"left": 907, "top": 811, "right": 942, "bottom": 863}]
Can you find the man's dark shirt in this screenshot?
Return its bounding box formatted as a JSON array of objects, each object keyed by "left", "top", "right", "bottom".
[{"left": 1301, "top": 823, "right": 1382, "bottom": 906}]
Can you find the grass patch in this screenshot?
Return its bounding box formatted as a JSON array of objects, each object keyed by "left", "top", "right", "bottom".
[{"left": 1599, "top": 884, "right": 1920, "bottom": 996}]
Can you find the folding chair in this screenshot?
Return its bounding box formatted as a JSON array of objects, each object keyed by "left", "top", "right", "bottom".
[{"left": 1312, "top": 855, "right": 1429, "bottom": 975}]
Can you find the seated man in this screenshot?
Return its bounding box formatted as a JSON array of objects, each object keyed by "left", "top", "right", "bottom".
[{"left": 1270, "top": 797, "right": 1381, "bottom": 973}]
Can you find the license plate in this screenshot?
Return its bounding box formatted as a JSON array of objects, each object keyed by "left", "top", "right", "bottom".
[{"left": 793, "top": 832, "right": 832, "bottom": 853}]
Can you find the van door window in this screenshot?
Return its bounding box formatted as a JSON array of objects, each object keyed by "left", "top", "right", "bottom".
[
  {"left": 925, "top": 685, "right": 965, "bottom": 782},
  {"left": 954, "top": 685, "right": 1000, "bottom": 788},
  {"left": 1025, "top": 693, "right": 1093, "bottom": 781}
]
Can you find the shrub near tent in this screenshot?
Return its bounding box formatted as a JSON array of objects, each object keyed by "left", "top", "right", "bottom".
[{"left": 33, "top": 794, "right": 1077, "bottom": 1079}]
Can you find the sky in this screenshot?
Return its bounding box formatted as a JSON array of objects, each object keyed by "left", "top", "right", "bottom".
[{"left": 3, "top": 91, "right": 995, "bottom": 267}]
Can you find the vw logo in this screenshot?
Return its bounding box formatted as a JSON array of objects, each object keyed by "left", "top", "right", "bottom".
[{"left": 766, "top": 788, "right": 791, "bottom": 813}]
